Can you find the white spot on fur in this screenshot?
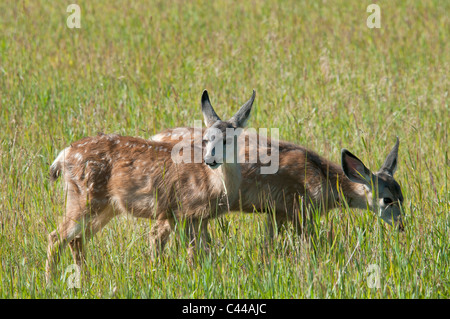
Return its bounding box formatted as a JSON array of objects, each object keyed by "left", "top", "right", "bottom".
[
  {"left": 150, "top": 134, "right": 165, "bottom": 142},
  {"left": 74, "top": 153, "right": 83, "bottom": 161}
]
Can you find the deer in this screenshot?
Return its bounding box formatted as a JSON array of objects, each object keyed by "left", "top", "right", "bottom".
[
  {"left": 45, "top": 89, "right": 256, "bottom": 284},
  {"left": 151, "top": 127, "right": 404, "bottom": 245}
]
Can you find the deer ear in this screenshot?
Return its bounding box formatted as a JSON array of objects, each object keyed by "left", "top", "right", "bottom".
[
  {"left": 341, "top": 149, "right": 373, "bottom": 186},
  {"left": 229, "top": 90, "right": 256, "bottom": 128},
  {"left": 201, "top": 90, "right": 221, "bottom": 127},
  {"left": 380, "top": 137, "right": 399, "bottom": 176}
]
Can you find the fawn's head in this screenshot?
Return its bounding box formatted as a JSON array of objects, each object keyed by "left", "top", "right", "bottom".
[
  {"left": 341, "top": 138, "right": 404, "bottom": 231},
  {"left": 201, "top": 90, "right": 256, "bottom": 169}
]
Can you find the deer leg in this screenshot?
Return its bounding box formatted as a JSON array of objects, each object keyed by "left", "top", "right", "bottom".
[
  {"left": 46, "top": 213, "right": 85, "bottom": 285},
  {"left": 149, "top": 218, "right": 174, "bottom": 260},
  {"left": 265, "top": 212, "right": 287, "bottom": 244},
  {"left": 178, "top": 218, "right": 210, "bottom": 264},
  {"left": 198, "top": 218, "right": 211, "bottom": 254},
  {"left": 46, "top": 190, "right": 112, "bottom": 286},
  {"left": 261, "top": 212, "right": 287, "bottom": 260},
  {"left": 67, "top": 205, "right": 115, "bottom": 278},
  {"left": 68, "top": 237, "right": 85, "bottom": 270},
  {"left": 185, "top": 219, "right": 200, "bottom": 263},
  {"left": 285, "top": 206, "right": 307, "bottom": 240}
]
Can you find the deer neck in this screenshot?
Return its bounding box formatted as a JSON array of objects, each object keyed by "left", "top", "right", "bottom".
[
  {"left": 209, "top": 161, "right": 242, "bottom": 207},
  {"left": 314, "top": 159, "right": 370, "bottom": 211},
  {"left": 335, "top": 169, "right": 372, "bottom": 210}
]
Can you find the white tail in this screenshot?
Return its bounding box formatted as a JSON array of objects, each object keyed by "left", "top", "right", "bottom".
[
  {"left": 152, "top": 129, "right": 405, "bottom": 240},
  {"left": 45, "top": 90, "right": 256, "bottom": 284}
]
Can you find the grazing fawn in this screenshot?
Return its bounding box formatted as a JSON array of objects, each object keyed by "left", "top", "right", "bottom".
[
  {"left": 152, "top": 128, "right": 404, "bottom": 241},
  {"left": 45, "top": 90, "right": 256, "bottom": 283}
]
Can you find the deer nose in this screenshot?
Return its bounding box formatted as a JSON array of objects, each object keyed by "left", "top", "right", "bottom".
[
  {"left": 204, "top": 155, "right": 216, "bottom": 165},
  {"left": 206, "top": 161, "right": 218, "bottom": 167}
]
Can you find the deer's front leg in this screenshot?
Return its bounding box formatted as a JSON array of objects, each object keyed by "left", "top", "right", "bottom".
[
  {"left": 199, "top": 219, "right": 211, "bottom": 253},
  {"left": 265, "top": 212, "right": 287, "bottom": 244},
  {"left": 260, "top": 212, "right": 287, "bottom": 260},
  {"left": 149, "top": 218, "right": 174, "bottom": 260}
]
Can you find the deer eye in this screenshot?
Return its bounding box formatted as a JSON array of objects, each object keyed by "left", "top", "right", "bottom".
[{"left": 383, "top": 198, "right": 393, "bottom": 205}]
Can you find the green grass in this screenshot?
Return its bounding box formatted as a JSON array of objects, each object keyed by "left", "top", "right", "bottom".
[{"left": 0, "top": 0, "right": 448, "bottom": 298}]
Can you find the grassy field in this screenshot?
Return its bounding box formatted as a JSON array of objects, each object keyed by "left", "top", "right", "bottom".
[{"left": 0, "top": 0, "right": 448, "bottom": 298}]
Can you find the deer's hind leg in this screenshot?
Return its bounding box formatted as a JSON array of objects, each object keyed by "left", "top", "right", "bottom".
[
  {"left": 68, "top": 204, "right": 116, "bottom": 276},
  {"left": 263, "top": 212, "right": 287, "bottom": 259},
  {"left": 45, "top": 189, "right": 112, "bottom": 285},
  {"left": 266, "top": 212, "right": 288, "bottom": 241},
  {"left": 46, "top": 206, "right": 86, "bottom": 284}
]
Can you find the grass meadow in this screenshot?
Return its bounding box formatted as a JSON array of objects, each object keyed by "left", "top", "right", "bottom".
[{"left": 0, "top": 0, "right": 448, "bottom": 298}]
